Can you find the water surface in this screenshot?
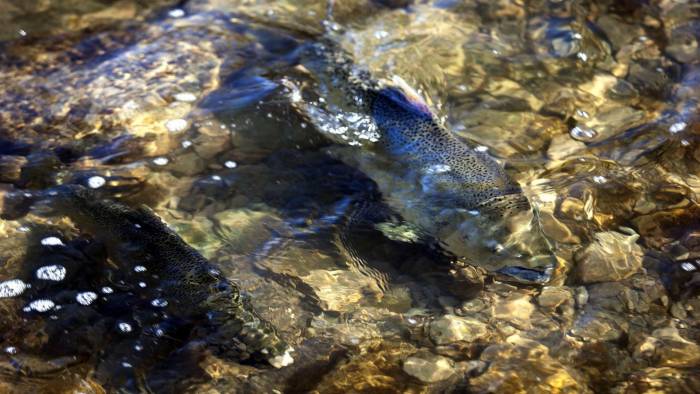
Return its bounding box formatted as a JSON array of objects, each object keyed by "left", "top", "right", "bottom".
[{"left": 1, "top": 0, "right": 699, "bottom": 392}]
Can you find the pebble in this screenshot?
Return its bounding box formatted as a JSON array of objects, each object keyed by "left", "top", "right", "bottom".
[
  {"left": 538, "top": 286, "right": 573, "bottom": 309},
  {"left": 493, "top": 294, "right": 535, "bottom": 327},
  {"left": 403, "top": 354, "right": 455, "bottom": 383},
  {"left": 575, "top": 230, "right": 643, "bottom": 283},
  {"left": 429, "top": 314, "right": 488, "bottom": 345}
]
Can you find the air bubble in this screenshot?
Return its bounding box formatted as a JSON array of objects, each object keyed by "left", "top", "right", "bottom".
[
  {"left": 165, "top": 119, "right": 188, "bottom": 133},
  {"left": 41, "top": 237, "right": 64, "bottom": 247},
  {"left": 152, "top": 157, "right": 169, "bottom": 166},
  {"left": 76, "top": 292, "right": 98, "bottom": 306},
  {"left": 118, "top": 322, "right": 133, "bottom": 333},
  {"left": 570, "top": 126, "right": 597, "bottom": 141},
  {"left": 27, "top": 299, "right": 55, "bottom": 312},
  {"left": 36, "top": 265, "right": 67, "bottom": 281},
  {"left": 151, "top": 298, "right": 168, "bottom": 308},
  {"left": 224, "top": 161, "right": 237, "bottom": 169},
  {"left": 87, "top": 176, "right": 106, "bottom": 189},
  {"left": 174, "top": 92, "right": 197, "bottom": 102},
  {"left": 134, "top": 266, "right": 147, "bottom": 273},
  {"left": 669, "top": 121, "right": 687, "bottom": 134},
  {"left": 168, "top": 9, "right": 185, "bottom": 18},
  {"left": 0, "top": 279, "right": 27, "bottom": 298}
]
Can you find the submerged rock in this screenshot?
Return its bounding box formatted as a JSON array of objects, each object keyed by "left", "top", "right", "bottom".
[
  {"left": 492, "top": 293, "right": 536, "bottom": 328},
  {"left": 575, "top": 230, "right": 643, "bottom": 283},
  {"left": 428, "top": 314, "right": 489, "bottom": 345},
  {"left": 470, "top": 335, "right": 591, "bottom": 393},
  {"left": 636, "top": 326, "right": 700, "bottom": 368},
  {"left": 403, "top": 354, "right": 455, "bottom": 383}
]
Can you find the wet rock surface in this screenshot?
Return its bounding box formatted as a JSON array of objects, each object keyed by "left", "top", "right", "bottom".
[
  {"left": 0, "top": 0, "right": 699, "bottom": 393},
  {"left": 402, "top": 353, "right": 455, "bottom": 383},
  {"left": 575, "top": 230, "right": 644, "bottom": 283}
]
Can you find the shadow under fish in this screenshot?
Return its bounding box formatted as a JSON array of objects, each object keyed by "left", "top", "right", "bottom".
[{"left": 0, "top": 185, "right": 293, "bottom": 391}]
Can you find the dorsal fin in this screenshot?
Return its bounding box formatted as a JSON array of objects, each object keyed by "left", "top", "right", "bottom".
[{"left": 377, "top": 75, "right": 433, "bottom": 118}]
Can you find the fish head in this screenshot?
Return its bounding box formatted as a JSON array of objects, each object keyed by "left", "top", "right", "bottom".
[
  {"left": 205, "top": 297, "right": 294, "bottom": 369},
  {"left": 435, "top": 193, "right": 557, "bottom": 282}
]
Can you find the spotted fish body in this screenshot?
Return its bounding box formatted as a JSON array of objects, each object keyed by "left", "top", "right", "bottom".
[
  {"left": 294, "top": 42, "right": 555, "bottom": 273},
  {"left": 43, "top": 185, "right": 294, "bottom": 368}
]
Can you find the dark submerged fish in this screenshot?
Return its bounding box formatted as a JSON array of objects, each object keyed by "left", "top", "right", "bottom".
[
  {"left": 33, "top": 185, "right": 294, "bottom": 369},
  {"left": 287, "top": 41, "right": 556, "bottom": 277}
]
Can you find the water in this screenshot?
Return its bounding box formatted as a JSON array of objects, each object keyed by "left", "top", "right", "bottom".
[{"left": 0, "top": 0, "right": 699, "bottom": 392}]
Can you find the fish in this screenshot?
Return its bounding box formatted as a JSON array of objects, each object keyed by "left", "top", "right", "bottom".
[
  {"left": 31, "top": 185, "right": 294, "bottom": 369},
  {"left": 284, "top": 40, "right": 556, "bottom": 278}
]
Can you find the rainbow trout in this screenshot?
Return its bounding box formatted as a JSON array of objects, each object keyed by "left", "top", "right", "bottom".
[
  {"left": 286, "top": 42, "right": 555, "bottom": 277},
  {"left": 37, "top": 185, "right": 294, "bottom": 369}
]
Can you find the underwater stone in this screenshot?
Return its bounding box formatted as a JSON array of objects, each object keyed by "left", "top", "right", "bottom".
[
  {"left": 492, "top": 293, "right": 535, "bottom": 328},
  {"left": 646, "top": 327, "right": 700, "bottom": 368},
  {"left": 212, "top": 209, "right": 282, "bottom": 255},
  {"left": 538, "top": 286, "right": 573, "bottom": 310},
  {"left": 575, "top": 230, "right": 643, "bottom": 283},
  {"left": 403, "top": 354, "right": 455, "bottom": 383},
  {"left": 471, "top": 336, "right": 591, "bottom": 393},
  {"left": 428, "top": 314, "right": 488, "bottom": 345}
]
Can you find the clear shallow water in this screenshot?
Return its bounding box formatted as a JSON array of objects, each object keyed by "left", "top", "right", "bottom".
[{"left": 0, "top": 0, "right": 699, "bottom": 392}]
